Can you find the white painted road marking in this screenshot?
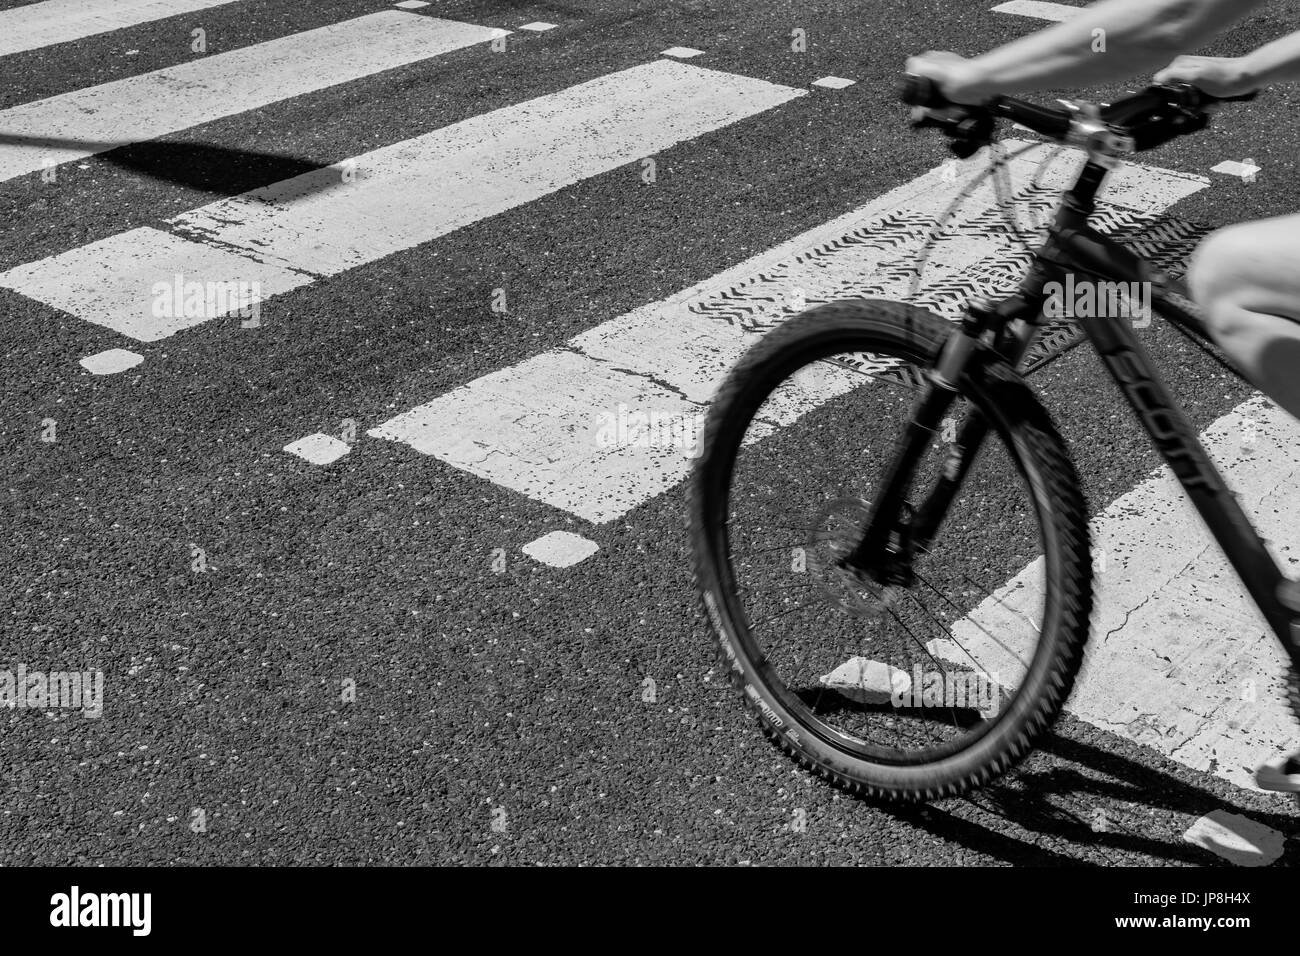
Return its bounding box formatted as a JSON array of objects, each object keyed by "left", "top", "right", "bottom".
[
  {"left": 284, "top": 434, "right": 351, "bottom": 465},
  {"left": 991, "top": 1, "right": 1083, "bottom": 21},
  {"left": 523, "top": 531, "right": 600, "bottom": 568},
  {"left": 812, "top": 76, "right": 857, "bottom": 90},
  {"left": 520, "top": 22, "right": 558, "bottom": 32},
  {"left": 0, "top": 12, "right": 505, "bottom": 183},
  {"left": 1, "top": 229, "right": 313, "bottom": 342},
  {"left": 937, "top": 395, "right": 1300, "bottom": 792},
  {"left": 0, "top": 0, "right": 244, "bottom": 58},
  {"left": 1184, "top": 810, "right": 1286, "bottom": 866},
  {"left": 0, "top": 61, "right": 803, "bottom": 342},
  {"left": 820, "top": 658, "right": 908, "bottom": 706},
  {"left": 79, "top": 348, "right": 144, "bottom": 375},
  {"left": 661, "top": 47, "right": 704, "bottom": 58},
  {"left": 1211, "top": 160, "right": 1262, "bottom": 180},
  {"left": 370, "top": 143, "right": 1206, "bottom": 523}
]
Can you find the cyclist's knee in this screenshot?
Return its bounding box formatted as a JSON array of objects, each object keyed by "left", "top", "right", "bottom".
[{"left": 1188, "top": 224, "right": 1258, "bottom": 339}]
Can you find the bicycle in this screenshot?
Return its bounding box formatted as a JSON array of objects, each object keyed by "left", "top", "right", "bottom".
[{"left": 689, "top": 76, "right": 1300, "bottom": 802}]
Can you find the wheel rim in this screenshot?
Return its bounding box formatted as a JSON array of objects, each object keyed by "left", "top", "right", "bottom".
[{"left": 704, "top": 333, "right": 1062, "bottom": 768}]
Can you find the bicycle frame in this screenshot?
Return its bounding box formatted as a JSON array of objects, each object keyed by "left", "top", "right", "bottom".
[{"left": 852, "top": 157, "right": 1300, "bottom": 671}]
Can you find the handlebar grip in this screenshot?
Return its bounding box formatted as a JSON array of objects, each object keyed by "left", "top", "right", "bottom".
[
  {"left": 1100, "top": 88, "right": 1169, "bottom": 127},
  {"left": 1160, "top": 82, "right": 1260, "bottom": 108},
  {"left": 1129, "top": 110, "right": 1209, "bottom": 151},
  {"left": 900, "top": 73, "right": 946, "bottom": 108}
]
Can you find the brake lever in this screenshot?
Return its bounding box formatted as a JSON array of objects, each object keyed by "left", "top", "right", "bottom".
[
  {"left": 909, "top": 105, "right": 994, "bottom": 158},
  {"left": 948, "top": 136, "right": 987, "bottom": 160}
]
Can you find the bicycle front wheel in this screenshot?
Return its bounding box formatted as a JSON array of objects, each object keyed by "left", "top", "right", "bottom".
[{"left": 690, "top": 298, "right": 1093, "bottom": 801}]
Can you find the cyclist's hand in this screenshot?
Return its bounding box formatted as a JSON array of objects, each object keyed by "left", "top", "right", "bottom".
[
  {"left": 904, "top": 51, "right": 991, "bottom": 105},
  {"left": 1153, "top": 55, "right": 1256, "bottom": 97}
]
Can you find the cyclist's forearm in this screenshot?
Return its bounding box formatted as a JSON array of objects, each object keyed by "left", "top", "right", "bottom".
[
  {"left": 1241, "top": 31, "right": 1300, "bottom": 86},
  {"left": 962, "top": 0, "right": 1263, "bottom": 96}
]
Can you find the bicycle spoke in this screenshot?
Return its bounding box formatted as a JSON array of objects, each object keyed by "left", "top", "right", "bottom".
[{"left": 912, "top": 568, "right": 1032, "bottom": 673}]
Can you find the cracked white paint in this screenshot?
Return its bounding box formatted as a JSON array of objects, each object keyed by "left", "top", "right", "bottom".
[
  {"left": 0, "top": 13, "right": 503, "bottom": 183},
  {"left": 0, "top": 61, "right": 801, "bottom": 342},
  {"left": 370, "top": 142, "right": 1205, "bottom": 523},
  {"left": 935, "top": 395, "right": 1300, "bottom": 792}
]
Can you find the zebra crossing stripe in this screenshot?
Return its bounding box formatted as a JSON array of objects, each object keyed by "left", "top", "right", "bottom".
[
  {"left": 938, "top": 395, "right": 1300, "bottom": 792},
  {"left": 369, "top": 144, "right": 1207, "bottom": 523},
  {"left": 0, "top": 12, "right": 506, "bottom": 184},
  {"left": 0, "top": 0, "right": 245, "bottom": 58},
  {"left": 0, "top": 61, "right": 803, "bottom": 341}
]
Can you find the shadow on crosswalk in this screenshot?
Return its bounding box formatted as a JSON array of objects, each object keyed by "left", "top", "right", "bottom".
[
  {"left": 885, "top": 733, "right": 1299, "bottom": 865},
  {"left": 0, "top": 132, "right": 334, "bottom": 195}
]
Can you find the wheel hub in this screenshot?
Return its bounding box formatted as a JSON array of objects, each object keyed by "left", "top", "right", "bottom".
[{"left": 805, "top": 497, "right": 910, "bottom": 620}]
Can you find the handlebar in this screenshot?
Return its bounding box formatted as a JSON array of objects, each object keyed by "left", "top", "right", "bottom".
[{"left": 899, "top": 73, "right": 1258, "bottom": 159}]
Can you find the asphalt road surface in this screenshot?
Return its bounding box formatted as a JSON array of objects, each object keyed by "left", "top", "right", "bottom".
[{"left": 1, "top": 0, "right": 1298, "bottom": 865}]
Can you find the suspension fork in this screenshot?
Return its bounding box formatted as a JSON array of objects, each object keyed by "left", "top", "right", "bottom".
[
  {"left": 910, "top": 286, "right": 1053, "bottom": 549},
  {"left": 846, "top": 289, "right": 1050, "bottom": 574},
  {"left": 848, "top": 171, "right": 1099, "bottom": 574},
  {"left": 844, "top": 303, "right": 992, "bottom": 576},
  {"left": 909, "top": 411, "right": 990, "bottom": 553}
]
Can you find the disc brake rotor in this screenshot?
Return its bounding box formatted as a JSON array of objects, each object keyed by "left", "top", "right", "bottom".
[{"left": 805, "top": 497, "right": 901, "bottom": 621}]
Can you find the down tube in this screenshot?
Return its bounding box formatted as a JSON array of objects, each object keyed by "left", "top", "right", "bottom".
[{"left": 1079, "top": 298, "right": 1295, "bottom": 650}]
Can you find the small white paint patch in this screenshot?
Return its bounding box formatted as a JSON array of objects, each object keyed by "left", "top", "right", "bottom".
[
  {"left": 661, "top": 46, "right": 703, "bottom": 58},
  {"left": 0, "top": 0, "right": 243, "bottom": 58},
  {"left": 1183, "top": 811, "right": 1286, "bottom": 866},
  {"left": 79, "top": 348, "right": 144, "bottom": 375},
  {"left": 522, "top": 531, "right": 599, "bottom": 568},
  {"left": 820, "top": 658, "right": 908, "bottom": 705},
  {"left": 1211, "top": 160, "right": 1261, "bottom": 179},
  {"left": 812, "top": 76, "right": 856, "bottom": 90},
  {"left": 519, "top": 21, "right": 557, "bottom": 31},
  {"left": 0, "top": 13, "right": 504, "bottom": 183},
  {"left": 393, "top": 0, "right": 430, "bottom": 7},
  {"left": 991, "top": 1, "right": 1082, "bottom": 21},
  {"left": 284, "top": 433, "right": 351, "bottom": 465}
]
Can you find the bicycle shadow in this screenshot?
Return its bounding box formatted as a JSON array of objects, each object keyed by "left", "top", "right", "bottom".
[
  {"left": 0, "top": 133, "right": 338, "bottom": 196},
  {"left": 885, "top": 731, "right": 1299, "bottom": 866}
]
